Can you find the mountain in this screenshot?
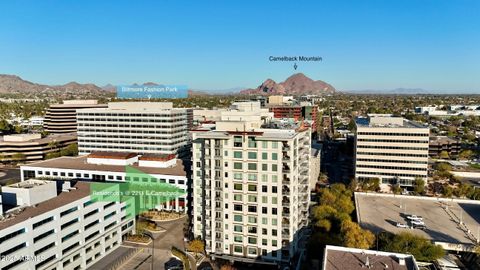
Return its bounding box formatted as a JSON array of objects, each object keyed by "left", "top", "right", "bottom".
[
  {"left": 0, "top": 74, "right": 107, "bottom": 98},
  {"left": 240, "top": 73, "right": 335, "bottom": 95}
]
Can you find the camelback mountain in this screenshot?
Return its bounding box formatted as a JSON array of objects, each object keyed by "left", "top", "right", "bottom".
[{"left": 240, "top": 73, "right": 335, "bottom": 95}]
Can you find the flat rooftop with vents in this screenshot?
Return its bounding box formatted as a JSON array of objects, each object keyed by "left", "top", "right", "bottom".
[{"left": 355, "top": 192, "right": 480, "bottom": 251}]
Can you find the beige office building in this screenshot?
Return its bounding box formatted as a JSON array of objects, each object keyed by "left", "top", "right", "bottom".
[
  {"left": 191, "top": 105, "right": 311, "bottom": 264},
  {"left": 76, "top": 102, "right": 191, "bottom": 156},
  {"left": 354, "top": 114, "right": 429, "bottom": 188}
]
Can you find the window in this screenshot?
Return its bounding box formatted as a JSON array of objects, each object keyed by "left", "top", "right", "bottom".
[
  {"left": 0, "top": 228, "right": 26, "bottom": 244},
  {"left": 234, "top": 225, "right": 243, "bottom": 232},
  {"left": 248, "top": 185, "right": 257, "bottom": 192},
  {"left": 248, "top": 195, "right": 257, "bottom": 202},
  {"left": 234, "top": 235, "right": 243, "bottom": 243},
  {"left": 34, "top": 229, "right": 55, "bottom": 243},
  {"left": 248, "top": 174, "right": 257, "bottom": 181},
  {"left": 272, "top": 164, "right": 278, "bottom": 171},
  {"left": 234, "top": 246, "right": 243, "bottom": 253},
  {"left": 262, "top": 152, "right": 268, "bottom": 160},
  {"left": 33, "top": 217, "right": 53, "bottom": 229},
  {"left": 272, "top": 186, "right": 277, "bottom": 193},
  {"left": 62, "top": 230, "right": 79, "bottom": 242},
  {"left": 248, "top": 206, "right": 257, "bottom": 213},
  {"left": 248, "top": 163, "right": 257, "bottom": 170},
  {"left": 248, "top": 237, "right": 257, "bottom": 244},
  {"left": 60, "top": 206, "right": 78, "bottom": 217},
  {"left": 272, "top": 142, "right": 278, "bottom": 148},
  {"left": 234, "top": 136, "right": 243, "bottom": 147},
  {"left": 248, "top": 216, "right": 257, "bottom": 224},
  {"left": 234, "top": 151, "right": 242, "bottom": 158},
  {"left": 234, "top": 215, "right": 243, "bottom": 222},
  {"left": 61, "top": 218, "right": 79, "bottom": 230},
  {"left": 234, "top": 204, "right": 243, "bottom": 211},
  {"left": 234, "top": 173, "right": 242, "bottom": 180},
  {"left": 234, "top": 162, "right": 242, "bottom": 170},
  {"left": 248, "top": 137, "right": 257, "bottom": 148},
  {"left": 234, "top": 183, "right": 243, "bottom": 191},
  {"left": 272, "top": 153, "right": 278, "bottom": 160},
  {"left": 248, "top": 152, "right": 257, "bottom": 159},
  {"left": 262, "top": 141, "right": 268, "bottom": 148}
]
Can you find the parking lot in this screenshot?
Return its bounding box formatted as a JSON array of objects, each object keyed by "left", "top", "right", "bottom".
[{"left": 355, "top": 193, "right": 480, "bottom": 247}]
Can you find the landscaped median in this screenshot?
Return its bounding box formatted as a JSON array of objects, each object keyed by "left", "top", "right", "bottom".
[{"left": 172, "top": 246, "right": 191, "bottom": 270}]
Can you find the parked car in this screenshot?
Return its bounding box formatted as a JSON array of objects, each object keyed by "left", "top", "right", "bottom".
[{"left": 407, "top": 215, "right": 423, "bottom": 221}]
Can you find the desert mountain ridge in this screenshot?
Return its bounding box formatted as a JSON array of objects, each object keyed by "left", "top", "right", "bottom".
[{"left": 240, "top": 73, "right": 336, "bottom": 95}]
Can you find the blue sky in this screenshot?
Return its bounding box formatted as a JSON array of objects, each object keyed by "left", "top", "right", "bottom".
[{"left": 0, "top": 0, "right": 478, "bottom": 92}]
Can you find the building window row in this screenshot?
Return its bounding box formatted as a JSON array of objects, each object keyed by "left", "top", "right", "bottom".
[
  {"left": 356, "top": 164, "right": 426, "bottom": 171},
  {"left": 357, "top": 138, "right": 429, "bottom": 143},
  {"left": 357, "top": 145, "right": 429, "bottom": 151},
  {"left": 357, "top": 132, "right": 429, "bottom": 136},
  {"left": 356, "top": 158, "right": 428, "bottom": 164}
]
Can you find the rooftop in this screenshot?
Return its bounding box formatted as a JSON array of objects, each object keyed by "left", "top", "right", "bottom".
[
  {"left": 0, "top": 133, "right": 76, "bottom": 144},
  {"left": 355, "top": 192, "right": 480, "bottom": 248},
  {"left": 0, "top": 181, "right": 90, "bottom": 230},
  {"left": 23, "top": 155, "right": 187, "bottom": 176},
  {"left": 356, "top": 115, "right": 427, "bottom": 129},
  {"left": 88, "top": 152, "right": 138, "bottom": 160},
  {"left": 323, "top": 245, "right": 417, "bottom": 270}
]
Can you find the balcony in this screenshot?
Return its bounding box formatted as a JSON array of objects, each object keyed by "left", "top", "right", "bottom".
[{"left": 282, "top": 155, "right": 291, "bottom": 161}]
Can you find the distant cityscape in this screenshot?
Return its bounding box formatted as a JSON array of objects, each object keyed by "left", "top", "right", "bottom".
[{"left": 0, "top": 84, "right": 479, "bottom": 270}]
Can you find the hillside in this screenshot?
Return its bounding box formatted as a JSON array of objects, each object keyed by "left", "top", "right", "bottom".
[{"left": 240, "top": 73, "right": 335, "bottom": 95}]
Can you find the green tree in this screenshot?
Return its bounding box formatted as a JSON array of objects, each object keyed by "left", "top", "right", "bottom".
[
  {"left": 435, "top": 162, "right": 452, "bottom": 172},
  {"left": 442, "top": 185, "right": 453, "bottom": 198},
  {"left": 11, "top": 153, "right": 26, "bottom": 163},
  {"left": 380, "top": 232, "right": 445, "bottom": 261},
  {"left": 340, "top": 220, "right": 375, "bottom": 249},
  {"left": 439, "top": 150, "right": 450, "bottom": 159},
  {"left": 413, "top": 178, "right": 425, "bottom": 195},
  {"left": 187, "top": 239, "right": 205, "bottom": 258},
  {"left": 458, "top": 149, "right": 473, "bottom": 160}
]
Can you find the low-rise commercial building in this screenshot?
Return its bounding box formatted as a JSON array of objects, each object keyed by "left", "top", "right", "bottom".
[
  {"left": 0, "top": 180, "right": 134, "bottom": 270},
  {"left": 20, "top": 152, "right": 188, "bottom": 212},
  {"left": 0, "top": 133, "right": 77, "bottom": 163},
  {"left": 429, "top": 136, "right": 461, "bottom": 158}
]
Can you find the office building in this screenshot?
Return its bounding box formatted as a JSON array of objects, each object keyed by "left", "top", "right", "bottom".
[
  {"left": 0, "top": 180, "right": 134, "bottom": 270},
  {"left": 354, "top": 114, "right": 429, "bottom": 188},
  {"left": 20, "top": 151, "right": 188, "bottom": 212},
  {"left": 0, "top": 133, "right": 76, "bottom": 163},
  {"left": 44, "top": 100, "right": 107, "bottom": 134},
  {"left": 76, "top": 102, "right": 192, "bottom": 156},
  {"left": 191, "top": 108, "right": 311, "bottom": 264}
]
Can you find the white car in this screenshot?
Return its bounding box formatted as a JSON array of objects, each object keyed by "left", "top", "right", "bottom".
[
  {"left": 410, "top": 220, "right": 425, "bottom": 226},
  {"left": 407, "top": 215, "right": 423, "bottom": 221},
  {"left": 396, "top": 222, "right": 409, "bottom": 228}
]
